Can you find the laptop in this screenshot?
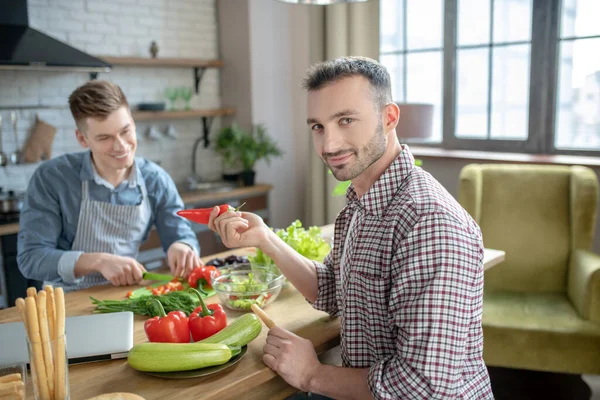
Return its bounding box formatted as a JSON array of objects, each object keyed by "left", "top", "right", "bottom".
[{"left": 0, "top": 311, "right": 134, "bottom": 366}]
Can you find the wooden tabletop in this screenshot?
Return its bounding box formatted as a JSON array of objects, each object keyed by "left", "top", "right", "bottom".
[
  {"left": 0, "top": 227, "right": 505, "bottom": 400},
  {"left": 0, "top": 248, "right": 339, "bottom": 400}
]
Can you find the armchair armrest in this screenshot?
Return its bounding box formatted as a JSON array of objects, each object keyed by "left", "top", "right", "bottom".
[{"left": 568, "top": 249, "right": 600, "bottom": 323}]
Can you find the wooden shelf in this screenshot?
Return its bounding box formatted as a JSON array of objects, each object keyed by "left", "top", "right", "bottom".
[
  {"left": 99, "top": 56, "right": 224, "bottom": 68},
  {"left": 131, "top": 107, "right": 235, "bottom": 122}
]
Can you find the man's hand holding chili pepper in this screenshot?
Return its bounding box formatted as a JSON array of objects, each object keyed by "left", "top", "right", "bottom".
[{"left": 207, "top": 208, "right": 269, "bottom": 249}]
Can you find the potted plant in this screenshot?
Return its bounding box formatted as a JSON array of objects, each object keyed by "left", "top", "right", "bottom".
[
  {"left": 214, "top": 123, "right": 283, "bottom": 186},
  {"left": 214, "top": 123, "right": 245, "bottom": 181}
]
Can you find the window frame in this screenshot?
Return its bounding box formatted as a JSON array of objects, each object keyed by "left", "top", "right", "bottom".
[{"left": 380, "top": 0, "right": 600, "bottom": 156}]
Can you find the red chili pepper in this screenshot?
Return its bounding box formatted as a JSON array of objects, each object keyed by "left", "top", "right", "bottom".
[
  {"left": 176, "top": 202, "right": 246, "bottom": 225},
  {"left": 188, "top": 288, "right": 227, "bottom": 341},
  {"left": 144, "top": 299, "right": 190, "bottom": 343}
]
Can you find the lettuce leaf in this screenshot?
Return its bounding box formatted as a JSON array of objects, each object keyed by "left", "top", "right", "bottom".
[{"left": 249, "top": 220, "right": 331, "bottom": 274}]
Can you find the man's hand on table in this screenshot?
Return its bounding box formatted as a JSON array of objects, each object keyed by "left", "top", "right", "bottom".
[
  {"left": 262, "top": 326, "right": 321, "bottom": 392},
  {"left": 76, "top": 253, "right": 147, "bottom": 286},
  {"left": 167, "top": 242, "right": 203, "bottom": 278}
]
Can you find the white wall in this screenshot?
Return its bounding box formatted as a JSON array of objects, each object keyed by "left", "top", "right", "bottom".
[
  {"left": 217, "top": 0, "right": 312, "bottom": 229},
  {"left": 0, "top": 0, "right": 222, "bottom": 192},
  {"left": 248, "top": 1, "right": 312, "bottom": 229}
]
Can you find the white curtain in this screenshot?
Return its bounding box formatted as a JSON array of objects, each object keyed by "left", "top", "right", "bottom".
[{"left": 305, "top": 1, "right": 381, "bottom": 226}]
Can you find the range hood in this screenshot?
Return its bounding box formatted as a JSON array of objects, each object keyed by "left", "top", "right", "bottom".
[{"left": 0, "top": 0, "right": 111, "bottom": 73}]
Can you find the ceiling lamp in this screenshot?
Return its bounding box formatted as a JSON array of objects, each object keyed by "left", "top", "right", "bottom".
[{"left": 275, "top": 0, "right": 371, "bottom": 4}]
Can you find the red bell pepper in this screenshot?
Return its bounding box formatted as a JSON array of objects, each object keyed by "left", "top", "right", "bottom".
[
  {"left": 144, "top": 299, "right": 190, "bottom": 343},
  {"left": 188, "top": 288, "right": 227, "bottom": 341},
  {"left": 188, "top": 266, "right": 220, "bottom": 289},
  {"left": 176, "top": 202, "right": 246, "bottom": 225},
  {"left": 188, "top": 267, "right": 205, "bottom": 289}
]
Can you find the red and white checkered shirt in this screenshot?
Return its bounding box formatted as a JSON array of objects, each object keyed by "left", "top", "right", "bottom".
[{"left": 311, "top": 146, "right": 493, "bottom": 399}]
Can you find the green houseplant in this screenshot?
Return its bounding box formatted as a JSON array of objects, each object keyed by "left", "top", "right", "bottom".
[{"left": 214, "top": 123, "right": 283, "bottom": 186}]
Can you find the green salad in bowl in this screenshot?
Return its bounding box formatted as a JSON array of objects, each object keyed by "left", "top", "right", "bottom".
[
  {"left": 249, "top": 220, "right": 331, "bottom": 277},
  {"left": 211, "top": 263, "right": 285, "bottom": 311}
]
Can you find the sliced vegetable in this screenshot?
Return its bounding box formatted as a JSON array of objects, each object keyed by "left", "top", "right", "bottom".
[
  {"left": 226, "top": 293, "right": 272, "bottom": 311},
  {"left": 200, "top": 313, "right": 262, "bottom": 348},
  {"left": 188, "top": 289, "right": 227, "bottom": 342},
  {"left": 144, "top": 299, "right": 190, "bottom": 343},
  {"left": 142, "top": 272, "right": 178, "bottom": 282},
  {"left": 127, "top": 342, "right": 232, "bottom": 372},
  {"left": 219, "top": 272, "right": 272, "bottom": 310}
]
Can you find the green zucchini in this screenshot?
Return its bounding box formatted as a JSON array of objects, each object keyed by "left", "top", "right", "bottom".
[
  {"left": 127, "top": 342, "right": 232, "bottom": 372},
  {"left": 200, "top": 313, "right": 262, "bottom": 347}
]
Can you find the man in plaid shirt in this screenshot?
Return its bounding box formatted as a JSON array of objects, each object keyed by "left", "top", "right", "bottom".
[{"left": 209, "top": 56, "right": 493, "bottom": 399}]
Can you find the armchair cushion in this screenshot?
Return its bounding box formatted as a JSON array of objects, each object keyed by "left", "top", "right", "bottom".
[
  {"left": 483, "top": 291, "right": 600, "bottom": 373},
  {"left": 460, "top": 164, "right": 574, "bottom": 293},
  {"left": 568, "top": 249, "right": 600, "bottom": 324}
]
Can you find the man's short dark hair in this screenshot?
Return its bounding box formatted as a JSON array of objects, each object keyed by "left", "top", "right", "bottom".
[{"left": 302, "top": 56, "right": 393, "bottom": 111}]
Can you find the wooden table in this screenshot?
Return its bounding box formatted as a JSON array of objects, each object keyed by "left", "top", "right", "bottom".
[
  {"left": 483, "top": 248, "right": 505, "bottom": 270},
  {"left": 0, "top": 248, "right": 341, "bottom": 400},
  {"left": 0, "top": 238, "right": 506, "bottom": 400}
]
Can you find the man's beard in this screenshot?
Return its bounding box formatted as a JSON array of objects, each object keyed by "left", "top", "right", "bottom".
[{"left": 329, "top": 120, "right": 386, "bottom": 182}]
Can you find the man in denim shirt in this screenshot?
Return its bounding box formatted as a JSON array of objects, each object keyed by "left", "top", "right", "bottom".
[{"left": 18, "top": 80, "right": 201, "bottom": 292}]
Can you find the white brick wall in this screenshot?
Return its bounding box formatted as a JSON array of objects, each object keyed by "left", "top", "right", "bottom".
[{"left": 0, "top": 0, "right": 223, "bottom": 192}]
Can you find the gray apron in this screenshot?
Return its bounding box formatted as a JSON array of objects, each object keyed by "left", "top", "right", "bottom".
[{"left": 52, "top": 178, "right": 152, "bottom": 292}]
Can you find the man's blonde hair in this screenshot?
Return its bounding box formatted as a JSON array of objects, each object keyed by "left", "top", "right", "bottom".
[{"left": 68, "top": 80, "right": 129, "bottom": 132}]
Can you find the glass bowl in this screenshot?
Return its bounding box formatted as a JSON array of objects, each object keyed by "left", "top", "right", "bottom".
[{"left": 211, "top": 263, "right": 285, "bottom": 311}]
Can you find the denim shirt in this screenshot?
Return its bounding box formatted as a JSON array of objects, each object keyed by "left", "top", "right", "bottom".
[{"left": 17, "top": 151, "right": 200, "bottom": 282}]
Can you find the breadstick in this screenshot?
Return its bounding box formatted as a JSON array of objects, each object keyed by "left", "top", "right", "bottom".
[
  {"left": 37, "top": 291, "right": 55, "bottom": 399},
  {"left": 15, "top": 298, "right": 27, "bottom": 333},
  {"left": 54, "top": 287, "right": 66, "bottom": 400},
  {"left": 45, "top": 286, "right": 56, "bottom": 341},
  {"left": 0, "top": 387, "right": 25, "bottom": 400},
  {"left": 25, "top": 296, "right": 50, "bottom": 400},
  {"left": 0, "top": 373, "right": 20, "bottom": 384},
  {"left": 26, "top": 287, "right": 37, "bottom": 298},
  {"left": 0, "top": 380, "right": 24, "bottom": 396}
]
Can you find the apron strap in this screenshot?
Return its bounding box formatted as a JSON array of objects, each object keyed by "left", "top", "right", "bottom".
[{"left": 81, "top": 180, "right": 90, "bottom": 200}]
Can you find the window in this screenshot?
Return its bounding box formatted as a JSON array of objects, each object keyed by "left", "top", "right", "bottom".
[
  {"left": 455, "top": 0, "right": 532, "bottom": 140},
  {"left": 555, "top": 0, "right": 600, "bottom": 151},
  {"left": 379, "top": 0, "right": 600, "bottom": 155},
  {"left": 380, "top": 0, "right": 444, "bottom": 142}
]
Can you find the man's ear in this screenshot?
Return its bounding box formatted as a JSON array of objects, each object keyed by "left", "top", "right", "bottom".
[
  {"left": 383, "top": 102, "right": 400, "bottom": 133},
  {"left": 75, "top": 129, "right": 89, "bottom": 149}
]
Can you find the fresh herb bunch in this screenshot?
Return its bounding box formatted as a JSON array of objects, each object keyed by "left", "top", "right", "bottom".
[{"left": 90, "top": 290, "right": 204, "bottom": 317}]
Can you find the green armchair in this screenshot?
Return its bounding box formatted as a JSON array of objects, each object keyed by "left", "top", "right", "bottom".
[{"left": 459, "top": 163, "right": 600, "bottom": 374}]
